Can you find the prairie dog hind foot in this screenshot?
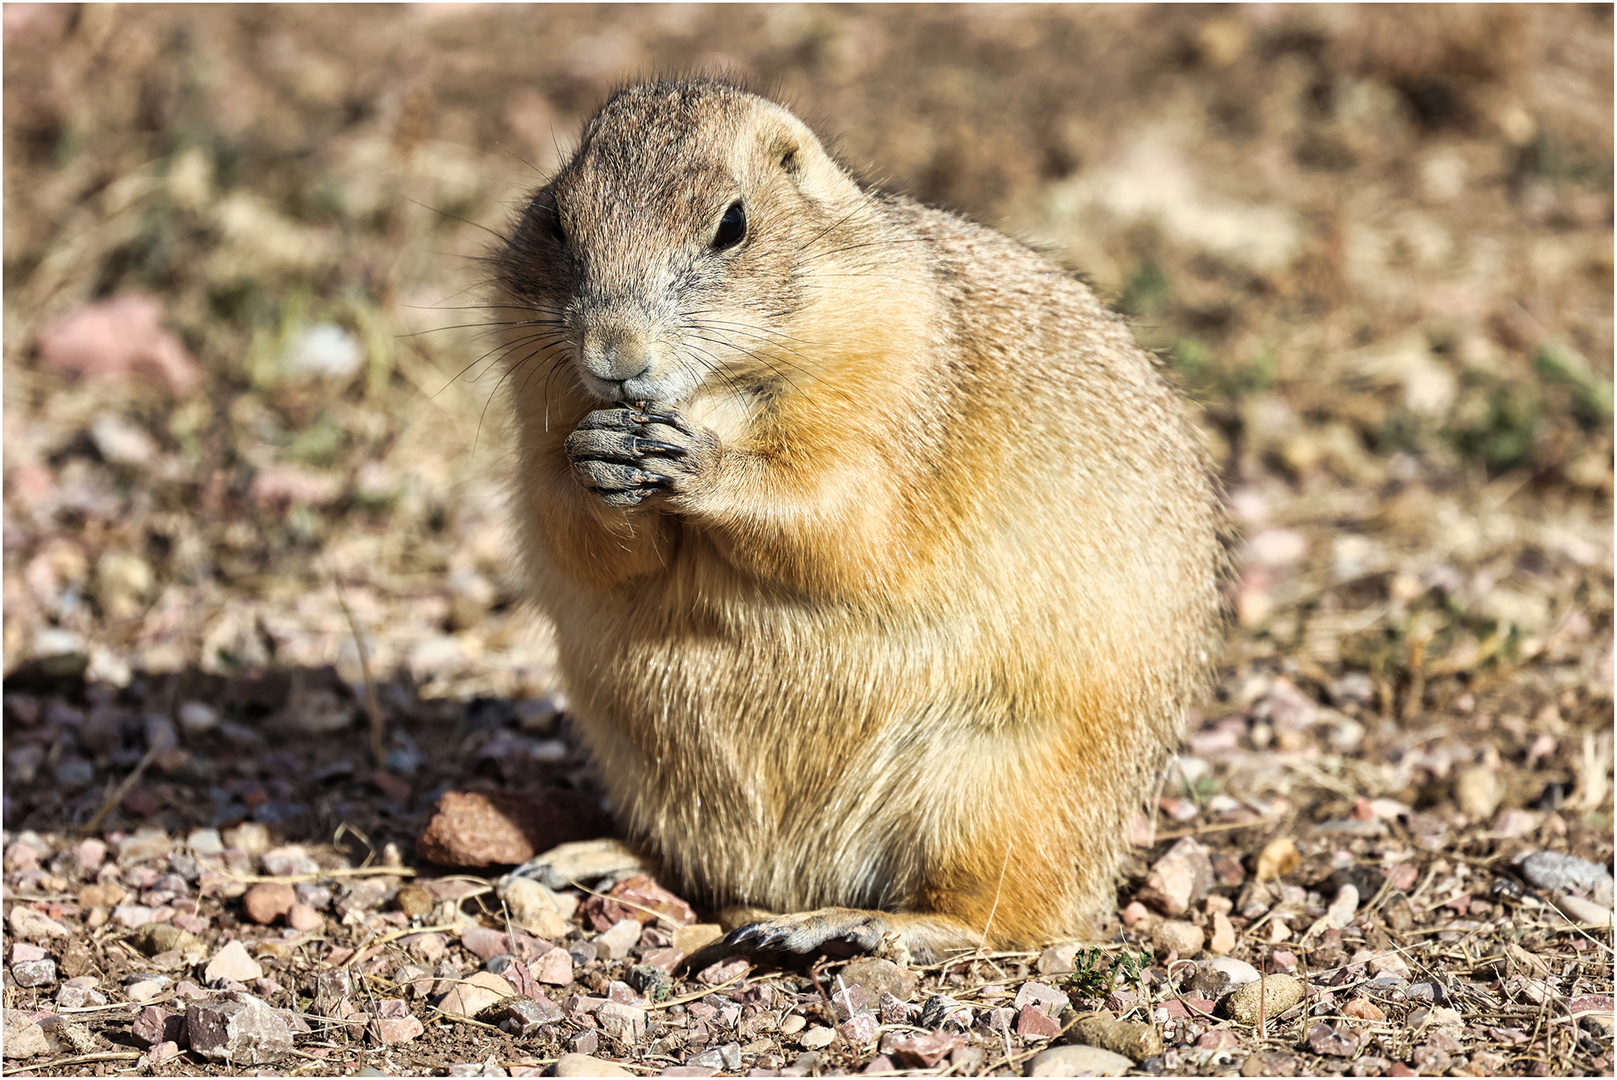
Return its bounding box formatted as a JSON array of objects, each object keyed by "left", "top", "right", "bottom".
[{"left": 723, "top": 906, "right": 983, "bottom": 966}]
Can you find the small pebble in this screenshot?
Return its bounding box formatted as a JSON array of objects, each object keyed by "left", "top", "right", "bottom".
[
  {"left": 75, "top": 838, "right": 108, "bottom": 872},
  {"left": 241, "top": 882, "right": 296, "bottom": 924},
  {"left": 8, "top": 907, "right": 70, "bottom": 941},
  {"left": 204, "top": 940, "right": 264, "bottom": 983},
  {"left": 286, "top": 902, "right": 323, "bottom": 932},
  {"left": 594, "top": 918, "right": 641, "bottom": 961},
  {"left": 1517, "top": 850, "right": 1615, "bottom": 906},
  {"left": 1226, "top": 973, "right": 1304, "bottom": 1025},
  {"left": 1072, "top": 1014, "right": 1162, "bottom": 1061},
  {"left": 3, "top": 1009, "right": 49, "bottom": 1059},
  {"left": 1137, "top": 837, "right": 1214, "bottom": 915},
  {"left": 1027, "top": 1045, "right": 1134, "bottom": 1076},
  {"left": 1151, "top": 919, "right": 1205, "bottom": 957},
  {"left": 126, "top": 974, "right": 172, "bottom": 1002},
  {"left": 11, "top": 959, "right": 57, "bottom": 988}
]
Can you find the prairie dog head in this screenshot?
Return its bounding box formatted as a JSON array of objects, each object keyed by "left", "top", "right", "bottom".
[{"left": 495, "top": 79, "right": 870, "bottom": 408}]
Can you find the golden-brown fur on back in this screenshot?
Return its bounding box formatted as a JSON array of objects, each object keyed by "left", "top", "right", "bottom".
[{"left": 492, "top": 78, "right": 1226, "bottom": 960}]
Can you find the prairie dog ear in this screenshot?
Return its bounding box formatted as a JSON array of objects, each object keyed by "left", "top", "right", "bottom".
[{"left": 753, "top": 109, "right": 860, "bottom": 206}]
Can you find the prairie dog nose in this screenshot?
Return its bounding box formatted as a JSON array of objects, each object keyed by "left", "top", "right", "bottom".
[{"left": 580, "top": 325, "right": 655, "bottom": 384}]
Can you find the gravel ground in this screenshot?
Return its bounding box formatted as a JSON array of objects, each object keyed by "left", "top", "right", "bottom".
[{"left": 3, "top": 5, "right": 1612, "bottom": 1077}]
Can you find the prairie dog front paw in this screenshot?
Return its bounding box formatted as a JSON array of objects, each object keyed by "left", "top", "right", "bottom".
[{"left": 565, "top": 402, "right": 715, "bottom": 507}]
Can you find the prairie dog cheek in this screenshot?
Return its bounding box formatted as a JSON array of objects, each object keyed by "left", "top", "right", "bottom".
[{"left": 681, "top": 387, "right": 759, "bottom": 448}]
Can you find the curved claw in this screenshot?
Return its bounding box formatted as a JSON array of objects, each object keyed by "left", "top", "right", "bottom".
[{"left": 720, "top": 910, "right": 889, "bottom": 956}]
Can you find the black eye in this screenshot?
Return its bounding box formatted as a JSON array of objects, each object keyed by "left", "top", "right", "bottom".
[
  {"left": 546, "top": 201, "right": 566, "bottom": 246},
  {"left": 712, "top": 201, "right": 746, "bottom": 250}
]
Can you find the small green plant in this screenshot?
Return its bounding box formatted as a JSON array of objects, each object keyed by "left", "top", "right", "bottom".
[
  {"left": 1535, "top": 345, "right": 1614, "bottom": 428},
  {"left": 1061, "top": 945, "right": 1155, "bottom": 1000}
]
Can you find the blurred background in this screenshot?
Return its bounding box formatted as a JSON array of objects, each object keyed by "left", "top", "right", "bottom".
[{"left": 3, "top": 3, "right": 1611, "bottom": 781}]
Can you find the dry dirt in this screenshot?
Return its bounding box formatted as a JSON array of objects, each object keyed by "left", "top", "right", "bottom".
[{"left": 3, "top": 5, "right": 1613, "bottom": 1078}]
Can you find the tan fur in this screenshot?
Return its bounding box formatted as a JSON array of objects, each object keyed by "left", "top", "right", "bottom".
[{"left": 491, "top": 79, "right": 1227, "bottom": 961}]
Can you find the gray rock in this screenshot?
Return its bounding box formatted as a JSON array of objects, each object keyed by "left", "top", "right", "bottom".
[
  {"left": 1518, "top": 851, "right": 1615, "bottom": 906},
  {"left": 1014, "top": 981, "right": 1070, "bottom": 1017},
  {"left": 11, "top": 959, "right": 57, "bottom": 988},
  {"left": 186, "top": 995, "right": 293, "bottom": 1064},
  {"left": 596, "top": 1001, "right": 650, "bottom": 1043},
  {"left": 502, "top": 995, "right": 564, "bottom": 1036},
  {"left": 1027, "top": 1045, "right": 1135, "bottom": 1076},
  {"left": 717, "top": 1042, "right": 743, "bottom": 1071},
  {"left": 56, "top": 981, "right": 108, "bottom": 1009},
  {"left": 2, "top": 1010, "right": 49, "bottom": 1060}
]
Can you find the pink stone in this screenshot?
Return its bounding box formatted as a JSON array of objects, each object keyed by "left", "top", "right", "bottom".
[
  {"left": 373, "top": 1015, "right": 424, "bottom": 1044},
  {"left": 131, "top": 1006, "right": 184, "bottom": 1049},
  {"left": 639, "top": 947, "right": 684, "bottom": 973},
  {"left": 5, "top": 843, "right": 41, "bottom": 872},
  {"left": 1136, "top": 837, "right": 1214, "bottom": 916},
  {"left": 696, "top": 956, "right": 748, "bottom": 986},
  {"left": 1121, "top": 901, "right": 1152, "bottom": 927},
  {"left": 460, "top": 925, "right": 511, "bottom": 961},
  {"left": 147, "top": 1040, "right": 182, "bottom": 1064},
  {"left": 287, "top": 903, "right": 323, "bottom": 932},
  {"left": 1016, "top": 1004, "right": 1061, "bottom": 1039},
  {"left": 10, "top": 943, "right": 47, "bottom": 964},
  {"left": 241, "top": 883, "right": 296, "bottom": 925},
  {"left": 172, "top": 913, "right": 207, "bottom": 935},
  {"left": 885, "top": 1032, "right": 962, "bottom": 1068},
  {"left": 76, "top": 839, "right": 107, "bottom": 871},
  {"left": 530, "top": 947, "right": 574, "bottom": 986},
  {"left": 838, "top": 1011, "right": 879, "bottom": 1046},
  {"left": 34, "top": 295, "right": 201, "bottom": 396},
  {"left": 1385, "top": 864, "right": 1418, "bottom": 892}
]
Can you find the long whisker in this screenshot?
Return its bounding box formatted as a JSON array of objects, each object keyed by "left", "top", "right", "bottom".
[
  {"left": 685, "top": 333, "right": 811, "bottom": 398},
  {"left": 677, "top": 344, "right": 755, "bottom": 413},
  {"left": 398, "top": 318, "right": 564, "bottom": 340},
  {"left": 441, "top": 330, "right": 569, "bottom": 400},
  {"left": 688, "top": 321, "right": 818, "bottom": 367}
]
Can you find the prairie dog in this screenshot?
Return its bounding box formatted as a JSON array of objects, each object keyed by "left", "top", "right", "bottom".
[{"left": 492, "top": 79, "right": 1226, "bottom": 960}]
